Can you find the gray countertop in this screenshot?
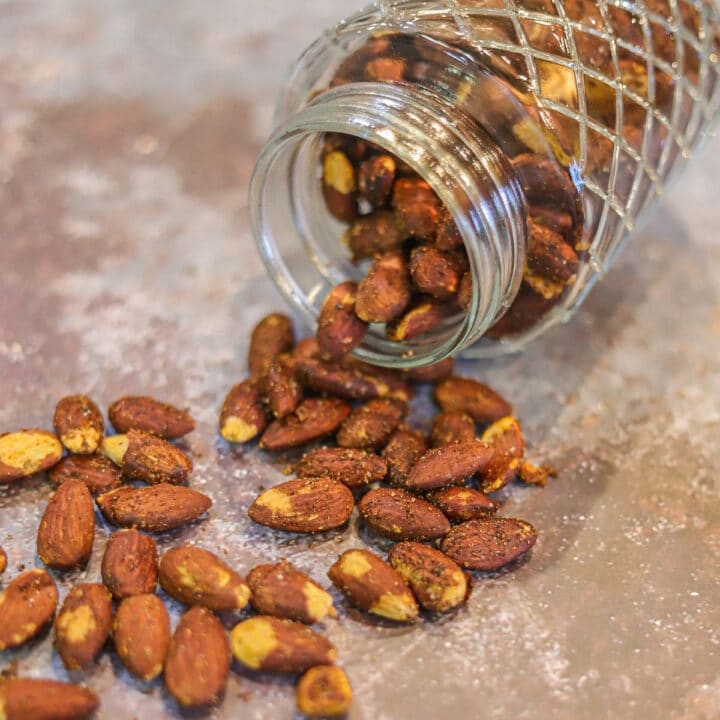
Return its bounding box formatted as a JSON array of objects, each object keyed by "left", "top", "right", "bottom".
[{"left": 1, "top": 2, "right": 719, "bottom": 718}]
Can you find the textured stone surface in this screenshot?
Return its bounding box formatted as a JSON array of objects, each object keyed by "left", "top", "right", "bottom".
[{"left": 1, "top": 1, "right": 720, "bottom": 718}]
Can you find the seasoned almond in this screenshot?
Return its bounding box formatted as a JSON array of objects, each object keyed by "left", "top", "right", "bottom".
[
  {"left": 316, "top": 281, "right": 367, "bottom": 358},
  {"left": 101, "top": 529, "right": 158, "bottom": 599},
  {"left": 108, "top": 396, "right": 195, "bottom": 440},
  {"left": 248, "top": 313, "right": 295, "bottom": 377},
  {"left": 527, "top": 221, "right": 579, "bottom": 285},
  {"left": 479, "top": 416, "right": 525, "bottom": 493},
  {"left": 114, "top": 594, "right": 170, "bottom": 681},
  {"left": 392, "top": 177, "right": 441, "bottom": 239},
  {"left": 264, "top": 357, "right": 303, "bottom": 418},
  {"left": 404, "top": 440, "right": 492, "bottom": 492},
  {"left": 248, "top": 476, "right": 353, "bottom": 534},
  {"left": 430, "top": 410, "right": 475, "bottom": 447},
  {"left": 54, "top": 583, "right": 113, "bottom": 670},
  {"left": 388, "top": 542, "right": 468, "bottom": 612},
  {"left": 518, "top": 460, "right": 558, "bottom": 487},
  {"left": 37, "top": 478, "right": 95, "bottom": 570},
  {"left": 403, "top": 357, "right": 455, "bottom": 383},
  {"left": 440, "top": 517, "right": 538, "bottom": 570},
  {"left": 381, "top": 428, "right": 428, "bottom": 487},
  {"left": 322, "top": 150, "right": 357, "bottom": 223},
  {"left": 336, "top": 398, "right": 406, "bottom": 449},
  {"left": 247, "top": 560, "right": 335, "bottom": 624},
  {"left": 259, "top": 397, "right": 351, "bottom": 451},
  {"left": 0, "top": 546, "right": 6, "bottom": 575},
  {"left": 53, "top": 395, "right": 104, "bottom": 454},
  {"left": 358, "top": 153, "right": 395, "bottom": 207},
  {"left": 345, "top": 210, "right": 405, "bottom": 261},
  {"left": 296, "top": 665, "right": 353, "bottom": 717},
  {"left": 49, "top": 453, "right": 122, "bottom": 495},
  {"left": 355, "top": 251, "right": 411, "bottom": 323},
  {"left": 328, "top": 549, "right": 418, "bottom": 622},
  {"left": 409, "top": 245, "right": 463, "bottom": 300},
  {"left": 164, "top": 606, "right": 230, "bottom": 708},
  {"left": 159, "top": 546, "right": 250, "bottom": 611},
  {"left": 96, "top": 484, "right": 212, "bottom": 532},
  {"left": 0, "top": 678, "right": 99, "bottom": 720},
  {"left": 457, "top": 270, "right": 472, "bottom": 311},
  {"left": 296, "top": 447, "right": 387, "bottom": 488},
  {"left": 230, "top": 616, "right": 336, "bottom": 672},
  {"left": 426, "top": 486, "right": 498, "bottom": 522},
  {"left": 358, "top": 488, "right": 450, "bottom": 541},
  {"left": 485, "top": 282, "right": 556, "bottom": 338},
  {"left": 435, "top": 209, "right": 463, "bottom": 250},
  {"left": 341, "top": 356, "right": 413, "bottom": 402},
  {"left": 386, "top": 301, "right": 454, "bottom": 342},
  {"left": 0, "top": 429, "right": 63, "bottom": 484},
  {"left": 434, "top": 376, "right": 512, "bottom": 424},
  {"left": 219, "top": 379, "right": 268, "bottom": 443},
  {"left": 296, "top": 357, "right": 389, "bottom": 400},
  {"left": 0, "top": 568, "right": 58, "bottom": 650}
]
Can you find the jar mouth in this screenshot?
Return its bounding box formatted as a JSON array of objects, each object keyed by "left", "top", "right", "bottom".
[{"left": 249, "top": 82, "right": 527, "bottom": 368}]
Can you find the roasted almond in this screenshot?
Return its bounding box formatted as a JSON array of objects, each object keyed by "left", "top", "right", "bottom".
[
  {"left": 457, "top": 270, "right": 472, "bottom": 311},
  {"left": 358, "top": 488, "right": 450, "bottom": 541},
  {"left": 358, "top": 153, "right": 396, "bottom": 207},
  {"left": 230, "top": 616, "right": 336, "bottom": 673},
  {"left": 102, "top": 429, "right": 192, "bottom": 485},
  {"left": 355, "top": 251, "right": 411, "bottom": 323},
  {"left": 336, "top": 398, "right": 406, "bottom": 449},
  {"left": 54, "top": 583, "right": 113, "bottom": 670},
  {"left": 485, "top": 282, "right": 556, "bottom": 338},
  {"left": 341, "top": 356, "right": 413, "bottom": 402},
  {"left": 479, "top": 416, "right": 525, "bottom": 493},
  {"left": 259, "top": 397, "right": 351, "bottom": 451},
  {"left": 37, "top": 478, "right": 95, "bottom": 570},
  {"left": 164, "top": 606, "right": 230, "bottom": 708},
  {"left": 264, "top": 357, "right": 303, "bottom": 418},
  {"left": 392, "top": 177, "right": 441, "bottom": 239},
  {"left": 430, "top": 410, "right": 476, "bottom": 447},
  {"left": 440, "top": 517, "right": 538, "bottom": 571},
  {"left": 435, "top": 209, "right": 463, "bottom": 250},
  {"left": 381, "top": 427, "right": 428, "bottom": 487},
  {"left": 53, "top": 395, "right": 104, "bottom": 454},
  {"left": 409, "top": 245, "right": 463, "bottom": 300},
  {"left": 101, "top": 529, "right": 158, "bottom": 599},
  {"left": 219, "top": 379, "right": 268, "bottom": 443},
  {"left": 388, "top": 541, "right": 468, "bottom": 612},
  {"left": 386, "top": 300, "right": 454, "bottom": 342},
  {"left": 0, "top": 546, "right": 6, "bottom": 575},
  {"left": 345, "top": 210, "right": 405, "bottom": 261},
  {"left": 296, "top": 665, "right": 353, "bottom": 717},
  {"left": 49, "top": 453, "right": 122, "bottom": 495},
  {"left": 247, "top": 560, "right": 335, "bottom": 624},
  {"left": 114, "top": 594, "right": 170, "bottom": 681},
  {"left": 108, "top": 396, "right": 195, "bottom": 440},
  {"left": 404, "top": 440, "right": 492, "bottom": 492},
  {"left": 296, "top": 357, "right": 389, "bottom": 400},
  {"left": 316, "top": 281, "right": 367, "bottom": 358},
  {"left": 322, "top": 150, "right": 358, "bottom": 223},
  {"left": 518, "top": 460, "right": 558, "bottom": 487},
  {"left": 296, "top": 447, "right": 387, "bottom": 488},
  {"left": 0, "top": 568, "right": 58, "bottom": 650},
  {"left": 248, "top": 313, "right": 295, "bottom": 377},
  {"left": 426, "top": 486, "right": 498, "bottom": 522},
  {"left": 0, "top": 678, "right": 99, "bottom": 720},
  {"left": 434, "top": 376, "right": 512, "bottom": 424},
  {"left": 248, "top": 476, "right": 353, "bottom": 534},
  {"left": 159, "top": 546, "right": 250, "bottom": 611},
  {"left": 403, "top": 357, "right": 455, "bottom": 383},
  {"left": 96, "top": 484, "right": 212, "bottom": 532},
  {"left": 328, "top": 549, "right": 418, "bottom": 622},
  {"left": 527, "top": 220, "right": 579, "bottom": 285},
  {"left": 0, "top": 429, "right": 63, "bottom": 484}
]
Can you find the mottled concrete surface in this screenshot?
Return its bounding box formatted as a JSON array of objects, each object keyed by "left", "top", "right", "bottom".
[{"left": 1, "top": 1, "right": 720, "bottom": 718}]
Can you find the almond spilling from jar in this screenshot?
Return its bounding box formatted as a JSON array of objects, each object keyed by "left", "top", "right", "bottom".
[
  {"left": 230, "top": 616, "right": 337, "bottom": 673},
  {"left": 49, "top": 453, "right": 123, "bottom": 495},
  {"left": 263, "top": 357, "right": 303, "bottom": 418},
  {"left": 382, "top": 427, "right": 428, "bottom": 487},
  {"left": 219, "top": 379, "right": 268, "bottom": 443},
  {"left": 409, "top": 245, "right": 463, "bottom": 300},
  {"left": 328, "top": 548, "right": 418, "bottom": 622},
  {"left": 358, "top": 487, "right": 450, "bottom": 541},
  {"left": 355, "top": 251, "right": 411, "bottom": 323},
  {"left": 526, "top": 221, "right": 579, "bottom": 285},
  {"left": 0, "top": 429, "right": 63, "bottom": 484},
  {"left": 248, "top": 312, "right": 295, "bottom": 377},
  {"left": 342, "top": 356, "right": 413, "bottom": 402},
  {"left": 430, "top": 410, "right": 476, "bottom": 448},
  {"left": 54, "top": 583, "right": 113, "bottom": 670},
  {"left": 295, "top": 357, "right": 389, "bottom": 400},
  {"left": 435, "top": 376, "right": 512, "bottom": 424},
  {"left": 53, "top": 394, "right": 104, "bottom": 454},
  {"left": 0, "top": 678, "right": 99, "bottom": 720},
  {"left": 296, "top": 665, "right": 353, "bottom": 718},
  {"left": 435, "top": 209, "right": 463, "bottom": 250},
  {"left": 479, "top": 416, "right": 525, "bottom": 493},
  {"left": 316, "top": 281, "right": 367, "bottom": 358},
  {"left": 404, "top": 440, "right": 492, "bottom": 492},
  {"left": 101, "top": 529, "right": 158, "bottom": 599},
  {"left": 388, "top": 541, "right": 468, "bottom": 613},
  {"left": 392, "top": 176, "right": 441, "bottom": 239},
  {"left": 159, "top": 546, "right": 250, "bottom": 611},
  {"left": 426, "top": 486, "right": 499, "bottom": 522},
  {"left": 386, "top": 300, "right": 454, "bottom": 342},
  {"left": 345, "top": 210, "right": 405, "bottom": 261},
  {"left": 296, "top": 447, "right": 387, "bottom": 488},
  {"left": 403, "top": 357, "right": 454, "bottom": 383},
  {"left": 322, "top": 150, "right": 358, "bottom": 223},
  {"left": 358, "top": 153, "right": 396, "bottom": 207},
  {"left": 108, "top": 395, "right": 195, "bottom": 440},
  {"left": 336, "top": 398, "right": 406, "bottom": 449},
  {"left": 248, "top": 476, "right": 354, "bottom": 534},
  {"left": 0, "top": 546, "right": 6, "bottom": 575}
]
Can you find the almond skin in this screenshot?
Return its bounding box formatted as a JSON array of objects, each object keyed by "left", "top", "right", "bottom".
[
  {"left": 0, "top": 569, "right": 58, "bottom": 650},
  {"left": 248, "top": 312, "right": 295, "bottom": 377},
  {"left": 49, "top": 453, "right": 122, "bottom": 495},
  {"left": 0, "top": 429, "right": 63, "bottom": 484},
  {"left": 108, "top": 396, "right": 195, "bottom": 440},
  {"left": 316, "top": 281, "right": 367, "bottom": 358},
  {"left": 159, "top": 546, "right": 250, "bottom": 611},
  {"left": 0, "top": 678, "right": 99, "bottom": 720},
  {"left": 328, "top": 549, "right": 418, "bottom": 622},
  {"left": 403, "top": 357, "right": 455, "bottom": 383},
  {"left": 296, "top": 357, "right": 390, "bottom": 400},
  {"left": 114, "top": 594, "right": 170, "bottom": 681},
  {"left": 96, "top": 484, "right": 212, "bottom": 532},
  {"left": 434, "top": 376, "right": 512, "bottom": 424},
  {"left": 54, "top": 583, "right": 113, "bottom": 670},
  {"left": 296, "top": 447, "right": 387, "bottom": 489},
  {"left": 404, "top": 440, "right": 493, "bottom": 492},
  {"left": 426, "top": 486, "right": 499, "bottom": 522},
  {"left": 430, "top": 410, "right": 476, "bottom": 448},
  {"left": 247, "top": 560, "right": 335, "bottom": 624},
  {"left": 382, "top": 428, "right": 428, "bottom": 487},
  {"left": 440, "top": 517, "right": 539, "bottom": 571},
  {"left": 164, "top": 606, "right": 230, "bottom": 708},
  {"left": 479, "top": 416, "right": 525, "bottom": 493},
  {"left": 296, "top": 665, "right": 353, "bottom": 717},
  {"left": 53, "top": 395, "right": 104, "bottom": 454},
  {"left": 248, "top": 477, "right": 354, "bottom": 534},
  {"left": 101, "top": 529, "right": 158, "bottom": 600},
  {"left": 219, "top": 379, "right": 268, "bottom": 443},
  {"left": 37, "top": 478, "right": 95, "bottom": 570},
  {"left": 358, "top": 488, "right": 450, "bottom": 542},
  {"left": 230, "top": 616, "right": 336, "bottom": 673},
  {"left": 336, "top": 398, "right": 406, "bottom": 449}
]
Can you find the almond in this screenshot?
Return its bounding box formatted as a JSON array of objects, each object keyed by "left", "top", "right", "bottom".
[
  {"left": 479, "top": 416, "right": 525, "bottom": 493},
  {"left": 249, "top": 313, "right": 295, "bottom": 377},
  {"left": 0, "top": 569, "right": 58, "bottom": 650},
  {"left": 403, "top": 357, "right": 454, "bottom": 383},
  {"left": 430, "top": 410, "right": 476, "bottom": 447},
  {"left": 49, "top": 453, "right": 122, "bottom": 495},
  {"left": 457, "top": 270, "right": 472, "bottom": 311},
  {"left": 404, "top": 440, "right": 492, "bottom": 491},
  {"left": 435, "top": 209, "right": 463, "bottom": 250},
  {"left": 114, "top": 594, "right": 170, "bottom": 681},
  {"left": 37, "top": 478, "right": 95, "bottom": 570},
  {"left": 328, "top": 549, "right": 418, "bottom": 622},
  {"left": 316, "top": 281, "right": 367, "bottom": 358},
  {"left": 392, "top": 177, "right": 441, "bottom": 239},
  {"left": 296, "top": 447, "right": 387, "bottom": 488},
  {"left": 263, "top": 357, "right": 303, "bottom": 418},
  {"left": 230, "top": 616, "right": 336, "bottom": 673},
  {"left": 336, "top": 398, "right": 406, "bottom": 449},
  {"left": 358, "top": 488, "right": 450, "bottom": 541},
  {"left": 108, "top": 396, "right": 195, "bottom": 440},
  {"left": 440, "top": 517, "right": 538, "bottom": 570},
  {"left": 322, "top": 150, "right": 358, "bottom": 223},
  {"left": 0, "top": 546, "right": 6, "bottom": 575},
  {"left": 96, "top": 484, "right": 212, "bottom": 532},
  {"left": 296, "top": 665, "right": 353, "bottom": 717},
  {"left": 341, "top": 356, "right": 413, "bottom": 402},
  {"left": 518, "top": 460, "right": 557, "bottom": 487},
  {"left": 355, "top": 251, "right": 411, "bottom": 323},
  {"left": 0, "top": 429, "right": 63, "bottom": 484},
  {"left": 101, "top": 529, "right": 158, "bottom": 599},
  {"left": 386, "top": 300, "right": 454, "bottom": 342},
  {"left": 345, "top": 210, "right": 405, "bottom": 261},
  {"left": 409, "top": 245, "right": 463, "bottom": 300},
  {"left": 159, "top": 546, "right": 250, "bottom": 611},
  {"left": 296, "top": 357, "right": 389, "bottom": 400},
  {"left": 0, "top": 678, "right": 99, "bottom": 720},
  {"left": 164, "top": 606, "right": 230, "bottom": 708},
  {"left": 247, "top": 560, "right": 335, "bottom": 624},
  {"left": 485, "top": 282, "right": 556, "bottom": 338},
  {"left": 248, "top": 476, "right": 353, "bottom": 534},
  {"left": 54, "top": 583, "right": 113, "bottom": 670},
  {"left": 388, "top": 541, "right": 468, "bottom": 612},
  {"left": 381, "top": 428, "right": 428, "bottom": 487},
  {"left": 53, "top": 395, "right": 104, "bottom": 454},
  {"left": 219, "top": 379, "right": 268, "bottom": 443},
  {"left": 527, "top": 220, "right": 579, "bottom": 284},
  {"left": 434, "top": 376, "right": 512, "bottom": 424},
  {"left": 358, "top": 153, "right": 395, "bottom": 207},
  {"left": 426, "top": 486, "right": 498, "bottom": 522}
]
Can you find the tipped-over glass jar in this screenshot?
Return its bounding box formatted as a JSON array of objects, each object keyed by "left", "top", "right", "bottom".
[{"left": 250, "top": 0, "right": 720, "bottom": 368}]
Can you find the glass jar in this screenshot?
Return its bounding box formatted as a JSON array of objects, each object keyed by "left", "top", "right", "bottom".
[{"left": 250, "top": 0, "right": 720, "bottom": 367}]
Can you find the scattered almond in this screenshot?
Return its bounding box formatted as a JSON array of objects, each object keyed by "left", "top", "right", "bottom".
[
  {"left": 296, "top": 447, "right": 387, "bottom": 488},
  {"left": 296, "top": 665, "right": 353, "bottom": 717},
  {"left": 0, "top": 569, "right": 58, "bottom": 651},
  {"left": 101, "top": 529, "right": 158, "bottom": 600},
  {"left": 108, "top": 396, "right": 195, "bottom": 440},
  {"left": 296, "top": 357, "right": 389, "bottom": 400},
  {"left": 382, "top": 427, "right": 428, "bottom": 487},
  {"left": 0, "top": 429, "right": 63, "bottom": 484},
  {"left": 0, "top": 546, "right": 6, "bottom": 575},
  {"left": 403, "top": 357, "right": 454, "bottom": 383},
  {"left": 53, "top": 395, "right": 104, "bottom": 454},
  {"left": 0, "top": 678, "right": 99, "bottom": 720},
  {"left": 479, "top": 416, "right": 525, "bottom": 493},
  {"left": 404, "top": 440, "right": 492, "bottom": 491},
  {"left": 49, "top": 453, "right": 122, "bottom": 495},
  {"left": 316, "top": 282, "right": 367, "bottom": 358},
  {"left": 248, "top": 313, "right": 295, "bottom": 377},
  {"left": 426, "top": 486, "right": 499, "bottom": 522},
  {"left": 264, "top": 357, "right": 303, "bottom": 418},
  {"left": 435, "top": 376, "right": 512, "bottom": 424},
  {"left": 219, "top": 379, "right": 268, "bottom": 443},
  {"left": 430, "top": 410, "right": 476, "bottom": 447},
  {"left": 336, "top": 398, "right": 406, "bottom": 449}
]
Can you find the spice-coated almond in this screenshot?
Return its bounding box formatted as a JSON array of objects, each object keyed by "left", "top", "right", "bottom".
[
  {"left": 518, "top": 460, "right": 557, "bottom": 487},
  {"left": 263, "top": 357, "right": 303, "bottom": 418},
  {"left": 381, "top": 428, "right": 428, "bottom": 487},
  {"left": 327, "top": 549, "right": 418, "bottom": 622},
  {"left": 409, "top": 245, "right": 463, "bottom": 300},
  {"left": 358, "top": 153, "right": 396, "bottom": 207},
  {"left": 0, "top": 546, "right": 6, "bottom": 575},
  {"left": 108, "top": 396, "right": 195, "bottom": 440},
  {"left": 53, "top": 395, "right": 104, "bottom": 454},
  {"left": 336, "top": 398, "right": 406, "bottom": 449},
  {"left": 296, "top": 357, "right": 389, "bottom": 400},
  {"left": 219, "top": 379, "right": 268, "bottom": 443},
  {"left": 296, "top": 665, "right": 353, "bottom": 718},
  {"left": 430, "top": 410, "right": 476, "bottom": 448},
  {"left": 101, "top": 529, "right": 158, "bottom": 599},
  {"left": 322, "top": 150, "right": 358, "bottom": 223},
  {"left": 0, "top": 678, "right": 99, "bottom": 720},
  {"left": 386, "top": 300, "right": 454, "bottom": 342},
  {"left": 248, "top": 476, "right": 354, "bottom": 534},
  {"left": 114, "top": 594, "right": 170, "bottom": 681},
  {"left": 392, "top": 177, "right": 441, "bottom": 239},
  {"left": 159, "top": 546, "right": 250, "bottom": 611},
  {"left": 435, "top": 209, "right": 463, "bottom": 250},
  {"left": 457, "top": 270, "right": 472, "bottom": 311},
  {"left": 404, "top": 440, "right": 492, "bottom": 491},
  {"left": 527, "top": 220, "right": 579, "bottom": 285},
  {"left": 230, "top": 616, "right": 336, "bottom": 673},
  {"left": 479, "top": 416, "right": 525, "bottom": 493},
  {"left": 426, "top": 486, "right": 499, "bottom": 522},
  {"left": 49, "top": 453, "right": 123, "bottom": 495},
  {"left": 355, "top": 251, "right": 411, "bottom": 323},
  {"left": 485, "top": 282, "right": 555, "bottom": 339},
  {"left": 54, "top": 583, "right": 113, "bottom": 670},
  {"left": 316, "top": 281, "right": 367, "bottom": 358},
  {"left": 342, "top": 356, "right": 413, "bottom": 402},
  {"left": 248, "top": 313, "right": 295, "bottom": 377},
  {"left": 0, "top": 568, "right": 58, "bottom": 651},
  {"left": 296, "top": 447, "right": 387, "bottom": 488},
  {"left": 345, "top": 210, "right": 405, "bottom": 261},
  {"left": 0, "top": 429, "right": 63, "bottom": 484},
  {"left": 434, "top": 376, "right": 512, "bottom": 424},
  {"left": 37, "top": 478, "right": 95, "bottom": 570},
  {"left": 403, "top": 357, "right": 455, "bottom": 383}
]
